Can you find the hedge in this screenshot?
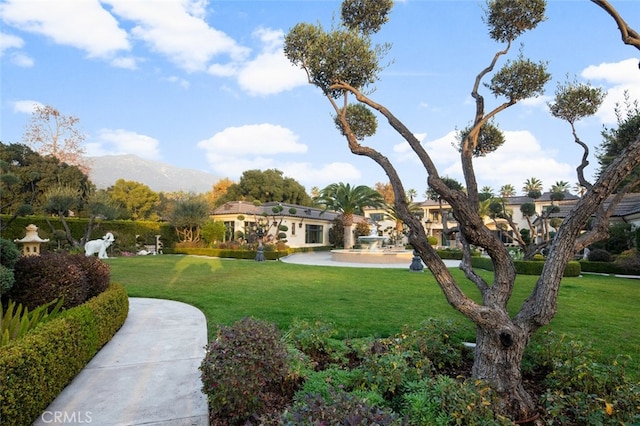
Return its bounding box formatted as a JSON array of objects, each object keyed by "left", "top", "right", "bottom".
[
  {"left": 172, "top": 245, "right": 336, "bottom": 259},
  {"left": 1, "top": 215, "right": 178, "bottom": 253},
  {"left": 0, "top": 283, "right": 129, "bottom": 426},
  {"left": 172, "top": 247, "right": 290, "bottom": 260},
  {"left": 470, "top": 257, "right": 581, "bottom": 277},
  {"left": 579, "top": 260, "right": 640, "bottom": 276}
]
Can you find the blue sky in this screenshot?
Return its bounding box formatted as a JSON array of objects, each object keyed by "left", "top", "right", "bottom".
[{"left": 1, "top": 0, "right": 639, "bottom": 197}]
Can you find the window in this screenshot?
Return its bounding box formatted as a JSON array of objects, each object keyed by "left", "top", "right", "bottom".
[
  {"left": 369, "top": 213, "right": 385, "bottom": 222},
  {"left": 224, "top": 221, "right": 235, "bottom": 241},
  {"left": 305, "top": 224, "right": 323, "bottom": 244}
]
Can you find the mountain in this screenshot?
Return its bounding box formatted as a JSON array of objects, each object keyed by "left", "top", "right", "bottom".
[{"left": 87, "top": 154, "right": 220, "bottom": 193}]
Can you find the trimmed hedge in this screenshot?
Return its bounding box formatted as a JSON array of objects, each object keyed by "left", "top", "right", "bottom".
[
  {"left": 579, "top": 260, "right": 640, "bottom": 276},
  {"left": 0, "top": 283, "right": 129, "bottom": 426},
  {"left": 173, "top": 247, "right": 290, "bottom": 260},
  {"left": 470, "top": 257, "right": 581, "bottom": 277}
]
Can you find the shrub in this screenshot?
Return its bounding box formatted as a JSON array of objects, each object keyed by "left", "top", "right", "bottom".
[
  {"left": 1, "top": 299, "right": 63, "bottom": 347},
  {"left": 69, "top": 254, "right": 111, "bottom": 299},
  {"left": 524, "top": 330, "right": 640, "bottom": 425},
  {"left": 11, "top": 253, "right": 88, "bottom": 310},
  {"left": 0, "top": 265, "right": 15, "bottom": 297},
  {"left": 0, "top": 239, "right": 20, "bottom": 296},
  {"left": 400, "top": 377, "right": 512, "bottom": 425},
  {"left": 284, "top": 319, "right": 350, "bottom": 367},
  {"left": 0, "top": 283, "right": 128, "bottom": 426},
  {"left": 200, "top": 317, "right": 292, "bottom": 424},
  {"left": 0, "top": 238, "right": 21, "bottom": 269},
  {"left": 588, "top": 248, "right": 612, "bottom": 262},
  {"left": 283, "top": 386, "right": 401, "bottom": 425}
]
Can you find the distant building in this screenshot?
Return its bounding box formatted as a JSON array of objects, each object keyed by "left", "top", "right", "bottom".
[
  {"left": 210, "top": 201, "right": 367, "bottom": 248},
  {"left": 363, "top": 192, "right": 639, "bottom": 248}
]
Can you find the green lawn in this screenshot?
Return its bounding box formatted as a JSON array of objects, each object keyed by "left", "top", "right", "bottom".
[{"left": 107, "top": 255, "right": 640, "bottom": 372}]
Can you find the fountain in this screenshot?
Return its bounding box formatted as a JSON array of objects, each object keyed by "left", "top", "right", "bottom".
[
  {"left": 356, "top": 227, "right": 388, "bottom": 251},
  {"left": 330, "top": 225, "right": 416, "bottom": 264}
]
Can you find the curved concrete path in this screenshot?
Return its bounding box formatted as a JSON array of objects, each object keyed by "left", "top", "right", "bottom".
[{"left": 33, "top": 298, "right": 209, "bottom": 426}]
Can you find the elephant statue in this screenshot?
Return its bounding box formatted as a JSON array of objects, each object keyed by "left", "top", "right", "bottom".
[{"left": 85, "top": 232, "right": 115, "bottom": 259}]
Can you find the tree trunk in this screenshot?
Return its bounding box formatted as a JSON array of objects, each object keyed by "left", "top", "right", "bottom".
[
  {"left": 342, "top": 213, "right": 354, "bottom": 249},
  {"left": 473, "top": 325, "right": 539, "bottom": 422}
]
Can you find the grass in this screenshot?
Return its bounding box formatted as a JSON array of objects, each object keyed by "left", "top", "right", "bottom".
[{"left": 106, "top": 255, "right": 640, "bottom": 373}]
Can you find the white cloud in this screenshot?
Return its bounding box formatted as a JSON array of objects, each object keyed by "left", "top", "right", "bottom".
[
  {"left": 198, "top": 123, "right": 307, "bottom": 155},
  {"left": 197, "top": 123, "right": 310, "bottom": 178},
  {"left": 110, "top": 56, "right": 138, "bottom": 70},
  {"left": 236, "top": 27, "right": 309, "bottom": 96},
  {"left": 105, "top": 0, "right": 249, "bottom": 72},
  {"left": 0, "top": 32, "right": 24, "bottom": 54},
  {"left": 86, "top": 129, "right": 162, "bottom": 160},
  {"left": 9, "top": 52, "right": 33, "bottom": 67},
  {"left": 0, "top": 0, "right": 130, "bottom": 58},
  {"left": 13, "top": 100, "right": 43, "bottom": 114},
  {"left": 455, "top": 131, "right": 574, "bottom": 189},
  {"left": 281, "top": 162, "right": 362, "bottom": 187},
  {"left": 581, "top": 58, "right": 640, "bottom": 124},
  {"left": 393, "top": 131, "right": 460, "bottom": 166}
]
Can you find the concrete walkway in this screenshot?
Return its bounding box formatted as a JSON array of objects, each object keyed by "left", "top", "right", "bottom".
[
  {"left": 280, "top": 251, "right": 462, "bottom": 269},
  {"left": 33, "top": 298, "right": 209, "bottom": 426}
]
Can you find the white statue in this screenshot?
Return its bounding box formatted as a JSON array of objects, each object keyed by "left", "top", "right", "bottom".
[{"left": 85, "top": 232, "right": 115, "bottom": 259}]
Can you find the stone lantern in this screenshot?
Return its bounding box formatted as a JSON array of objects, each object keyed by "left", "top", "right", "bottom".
[{"left": 14, "top": 224, "right": 50, "bottom": 256}]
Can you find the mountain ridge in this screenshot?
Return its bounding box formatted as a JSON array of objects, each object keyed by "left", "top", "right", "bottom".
[{"left": 87, "top": 154, "right": 220, "bottom": 193}]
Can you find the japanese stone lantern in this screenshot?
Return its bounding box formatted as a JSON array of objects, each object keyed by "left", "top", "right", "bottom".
[{"left": 14, "top": 224, "right": 50, "bottom": 256}]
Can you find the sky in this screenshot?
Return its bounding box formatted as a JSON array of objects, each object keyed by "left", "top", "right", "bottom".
[{"left": 1, "top": 0, "right": 639, "bottom": 198}]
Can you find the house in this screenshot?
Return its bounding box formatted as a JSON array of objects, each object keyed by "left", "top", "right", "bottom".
[{"left": 210, "top": 201, "right": 367, "bottom": 248}]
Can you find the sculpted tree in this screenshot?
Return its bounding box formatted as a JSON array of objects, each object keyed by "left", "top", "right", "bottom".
[
  {"left": 22, "top": 104, "right": 89, "bottom": 173},
  {"left": 285, "top": 0, "right": 640, "bottom": 421}
]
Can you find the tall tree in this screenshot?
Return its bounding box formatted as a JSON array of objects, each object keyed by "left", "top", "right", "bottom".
[
  {"left": 107, "top": 179, "right": 160, "bottom": 221},
  {"left": 374, "top": 181, "right": 394, "bottom": 203},
  {"left": 521, "top": 177, "right": 543, "bottom": 198},
  {"left": 0, "top": 143, "right": 92, "bottom": 228},
  {"left": 597, "top": 94, "right": 640, "bottom": 192},
  {"left": 314, "top": 182, "right": 385, "bottom": 249},
  {"left": 22, "top": 104, "right": 89, "bottom": 173},
  {"left": 221, "top": 169, "right": 312, "bottom": 206},
  {"left": 168, "top": 194, "right": 210, "bottom": 243},
  {"left": 285, "top": 0, "right": 640, "bottom": 420},
  {"left": 499, "top": 184, "right": 516, "bottom": 198},
  {"left": 205, "top": 177, "right": 235, "bottom": 208}
]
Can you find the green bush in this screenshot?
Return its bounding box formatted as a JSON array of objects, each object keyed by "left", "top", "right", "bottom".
[
  {"left": 400, "top": 377, "right": 512, "bottom": 425},
  {"left": 1, "top": 299, "right": 63, "bottom": 347},
  {"left": 0, "top": 283, "right": 128, "bottom": 426},
  {"left": 283, "top": 386, "right": 401, "bottom": 425},
  {"left": 0, "top": 265, "right": 15, "bottom": 297},
  {"left": 588, "top": 248, "right": 613, "bottom": 262},
  {"left": 580, "top": 259, "right": 640, "bottom": 275},
  {"left": 470, "top": 257, "right": 581, "bottom": 277},
  {"left": 172, "top": 247, "right": 289, "bottom": 260},
  {"left": 0, "top": 238, "right": 21, "bottom": 269},
  {"left": 200, "top": 317, "right": 292, "bottom": 424},
  {"left": 11, "top": 253, "right": 88, "bottom": 310},
  {"left": 0, "top": 239, "right": 20, "bottom": 296}
]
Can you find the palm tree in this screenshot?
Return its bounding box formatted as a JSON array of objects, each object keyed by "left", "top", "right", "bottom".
[
  {"left": 406, "top": 188, "right": 417, "bottom": 202},
  {"left": 385, "top": 201, "right": 422, "bottom": 244},
  {"left": 522, "top": 177, "right": 543, "bottom": 198},
  {"left": 499, "top": 184, "right": 516, "bottom": 198},
  {"left": 315, "top": 182, "right": 385, "bottom": 248},
  {"left": 550, "top": 180, "right": 570, "bottom": 193}
]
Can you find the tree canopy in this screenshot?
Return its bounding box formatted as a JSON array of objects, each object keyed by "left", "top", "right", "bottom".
[{"left": 221, "top": 169, "right": 312, "bottom": 206}]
